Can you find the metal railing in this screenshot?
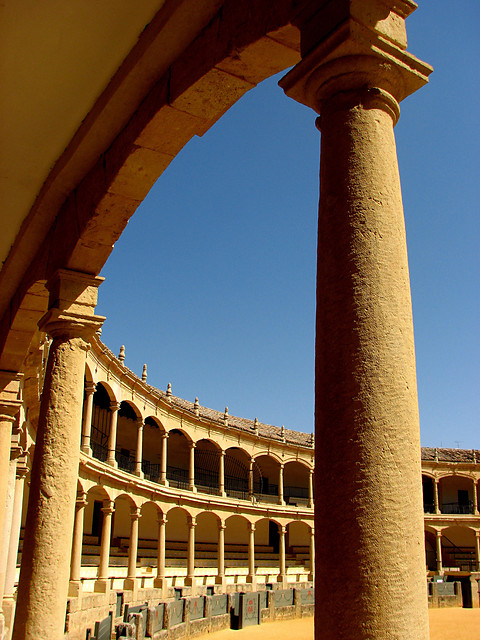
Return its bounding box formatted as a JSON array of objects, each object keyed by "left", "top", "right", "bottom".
[
  {"left": 441, "top": 501, "right": 473, "bottom": 515},
  {"left": 91, "top": 441, "right": 108, "bottom": 462}
]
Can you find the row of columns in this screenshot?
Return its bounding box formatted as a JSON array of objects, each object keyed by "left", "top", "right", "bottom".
[
  {"left": 80, "top": 396, "right": 314, "bottom": 506},
  {"left": 434, "top": 529, "right": 480, "bottom": 573},
  {"left": 69, "top": 496, "right": 314, "bottom": 595}
]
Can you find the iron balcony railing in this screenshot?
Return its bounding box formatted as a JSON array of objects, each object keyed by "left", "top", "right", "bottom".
[
  {"left": 441, "top": 501, "right": 474, "bottom": 515},
  {"left": 91, "top": 441, "right": 108, "bottom": 462}
]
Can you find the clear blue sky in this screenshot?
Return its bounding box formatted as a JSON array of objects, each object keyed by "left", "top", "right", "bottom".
[{"left": 97, "top": 1, "right": 479, "bottom": 448}]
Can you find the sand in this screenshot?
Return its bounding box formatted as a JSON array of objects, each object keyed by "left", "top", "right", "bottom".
[{"left": 205, "top": 609, "right": 480, "bottom": 640}]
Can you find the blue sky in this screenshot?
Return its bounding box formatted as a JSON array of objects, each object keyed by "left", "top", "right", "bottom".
[{"left": 97, "top": 1, "right": 479, "bottom": 448}]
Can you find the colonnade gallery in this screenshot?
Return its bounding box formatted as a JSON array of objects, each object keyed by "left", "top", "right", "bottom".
[{"left": 1, "top": 1, "right": 476, "bottom": 640}]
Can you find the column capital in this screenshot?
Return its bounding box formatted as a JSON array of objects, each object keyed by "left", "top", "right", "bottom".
[
  {"left": 249, "top": 522, "right": 256, "bottom": 533},
  {"left": 162, "top": 431, "right": 169, "bottom": 439},
  {"left": 76, "top": 493, "right": 88, "bottom": 509},
  {"left": 189, "top": 441, "right": 196, "bottom": 449},
  {"left": 218, "top": 522, "right": 226, "bottom": 531},
  {"left": 110, "top": 401, "right": 120, "bottom": 412},
  {"left": 101, "top": 500, "right": 115, "bottom": 515},
  {"left": 136, "top": 417, "right": 144, "bottom": 428},
  {"left": 38, "top": 268, "right": 105, "bottom": 340},
  {"left": 0, "top": 371, "right": 22, "bottom": 422},
  {"left": 85, "top": 382, "right": 96, "bottom": 395},
  {"left": 188, "top": 515, "right": 197, "bottom": 528},
  {"left": 157, "top": 514, "right": 168, "bottom": 526},
  {"left": 279, "top": 525, "right": 286, "bottom": 535},
  {"left": 475, "top": 530, "right": 480, "bottom": 539},
  {"left": 280, "top": 4, "right": 432, "bottom": 116},
  {"left": 130, "top": 507, "right": 142, "bottom": 521}
]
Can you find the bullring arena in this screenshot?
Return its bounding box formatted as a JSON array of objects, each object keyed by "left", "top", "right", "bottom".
[{"left": 0, "top": 1, "right": 476, "bottom": 639}]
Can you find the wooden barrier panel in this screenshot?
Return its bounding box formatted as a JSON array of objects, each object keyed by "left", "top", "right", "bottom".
[{"left": 92, "top": 612, "right": 112, "bottom": 640}]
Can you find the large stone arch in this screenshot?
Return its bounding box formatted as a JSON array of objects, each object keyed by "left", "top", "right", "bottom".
[{"left": 0, "top": 0, "right": 305, "bottom": 371}]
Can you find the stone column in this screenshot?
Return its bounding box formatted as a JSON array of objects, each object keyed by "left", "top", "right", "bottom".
[
  {"left": 278, "top": 525, "right": 286, "bottom": 586},
  {"left": 69, "top": 491, "right": 88, "bottom": 596},
  {"left": 153, "top": 514, "right": 167, "bottom": 590},
  {"left": 13, "top": 269, "right": 104, "bottom": 640},
  {"left": 308, "top": 469, "right": 314, "bottom": 509},
  {"left": 215, "top": 522, "right": 225, "bottom": 585},
  {"left": 0, "top": 462, "right": 16, "bottom": 591},
  {"left": 95, "top": 500, "right": 115, "bottom": 592},
  {"left": 124, "top": 507, "right": 141, "bottom": 591},
  {"left": 278, "top": 464, "right": 284, "bottom": 505},
  {"left": 434, "top": 479, "right": 440, "bottom": 514},
  {"left": 81, "top": 382, "right": 96, "bottom": 454},
  {"left": 436, "top": 530, "right": 443, "bottom": 573},
  {"left": 189, "top": 442, "right": 196, "bottom": 491},
  {"left": 135, "top": 418, "right": 144, "bottom": 478},
  {"left": 473, "top": 480, "right": 479, "bottom": 515},
  {"left": 185, "top": 516, "right": 196, "bottom": 588},
  {"left": 246, "top": 522, "right": 255, "bottom": 585},
  {"left": 219, "top": 450, "right": 225, "bottom": 496},
  {"left": 475, "top": 531, "right": 480, "bottom": 572},
  {"left": 280, "top": 6, "right": 432, "bottom": 638},
  {"left": 2, "top": 463, "right": 27, "bottom": 634},
  {"left": 160, "top": 433, "right": 168, "bottom": 484},
  {"left": 106, "top": 402, "right": 120, "bottom": 467},
  {"left": 248, "top": 458, "right": 254, "bottom": 499},
  {"left": 4, "top": 464, "right": 27, "bottom": 600},
  {"left": 309, "top": 527, "right": 315, "bottom": 581},
  {"left": 0, "top": 372, "right": 22, "bottom": 596}
]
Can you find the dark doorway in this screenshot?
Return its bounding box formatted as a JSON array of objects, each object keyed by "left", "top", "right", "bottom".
[{"left": 269, "top": 521, "right": 279, "bottom": 553}]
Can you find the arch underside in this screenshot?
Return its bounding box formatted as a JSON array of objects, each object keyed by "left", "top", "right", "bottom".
[{"left": 0, "top": 0, "right": 313, "bottom": 372}]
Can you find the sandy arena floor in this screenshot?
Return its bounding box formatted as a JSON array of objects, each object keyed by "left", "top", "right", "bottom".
[{"left": 206, "top": 609, "right": 480, "bottom": 640}]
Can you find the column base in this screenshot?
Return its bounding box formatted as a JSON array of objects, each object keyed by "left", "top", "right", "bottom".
[
  {"left": 189, "top": 485, "right": 197, "bottom": 493},
  {"left": 106, "top": 458, "right": 118, "bottom": 469},
  {"left": 308, "top": 572, "right": 314, "bottom": 582},
  {"left": 81, "top": 444, "right": 92, "bottom": 456},
  {"left": 68, "top": 580, "right": 83, "bottom": 597},
  {"left": 277, "top": 575, "right": 287, "bottom": 588},
  {"left": 94, "top": 579, "right": 110, "bottom": 594},
  {"left": 184, "top": 576, "right": 196, "bottom": 589},
  {"left": 153, "top": 576, "right": 168, "bottom": 590},
  {"left": 2, "top": 597, "right": 16, "bottom": 638},
  {"left": 123, "top": 577, "right": 138, "bottom": 594},
  {"left": 215, "top": 575, "right": 226, "bottom": 588},
  {"left": 134, "top": 470, "right": 144, "bottom": 479},
  {"left": 245, "top": 575, "right": 256, "bottom": 588}
]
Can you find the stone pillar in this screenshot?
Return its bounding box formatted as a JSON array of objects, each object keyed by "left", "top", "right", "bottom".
[
  {"left": 13, "top": 269, "right": 104, "bottom": 640},
  {"left": 95, "top": 500, "right": 115, "bottom": 592},
  {"left": 246, "top": 522, "right": 255, "bottom": 585},
  {"left": 185, "top": 516, "right": 196, "bottom": 587},
  {"left": 308, "top": 526, "right": 315, "bottom": 581},
  {"left": 436, "top": 530, "right": 443, "bottom": 573},
  {"left": 279, "top": 6, "right": 432, "bottom": 638},
  {"left": 473, "top": 480, "right": 479, "bottom": 515},
  {"left": 69, "top": 491, "right": 88, "bottom": 597},
  {"left": 248, "top": 458, "right": 254, "bottom": 499},
  {"left": 160, "top": 433, "right": 168, "bottom": 485},
  {"left": 4, "top": 464, "right": 27, "bottom": 600},
  {"left": 0, "top": 460, "right": 16, "bottom": 608},
  {"left": 106, "top": 402, "right": 120, "bottom": 467},
  {"left": 475, "top": 531, "right": 480, "bottom": 572},
  {"left": 135, "top": 418, "right": 144, "bottom": 478},
  {"left": 81, "top": 382, "right": 96, "bottom": 454},
  {"left": 189, "top": 442, "right": 196, "bottom": 491},
  {"left": 0, "top": 372, "right": 22, "bottom": 602},
  {"left": 124, "top": 507, "right": 141, "bottom": 591},
  {"left": 154, "top": 514, "right": 167, "bottom": 590},
  {"left": 216, "top": 522, "right": 225, "bottom": 585},
  {"left": 278, "top": 464, "right": 284, "bottom": 505},
  {"left": 278, "top": 525, "right": 286, "bottom": 586},
  {"left": 434, "top": 479, "right": 440, "bottom": 514},
  {"left": 2, "top": 463, "right": 27, "bottom": 635},
  {"left": 219, "top": 450, "right": 225, "bottom": 496},
  {"left": 308, "top": 469, "right": 314, "bottom": 509}
]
